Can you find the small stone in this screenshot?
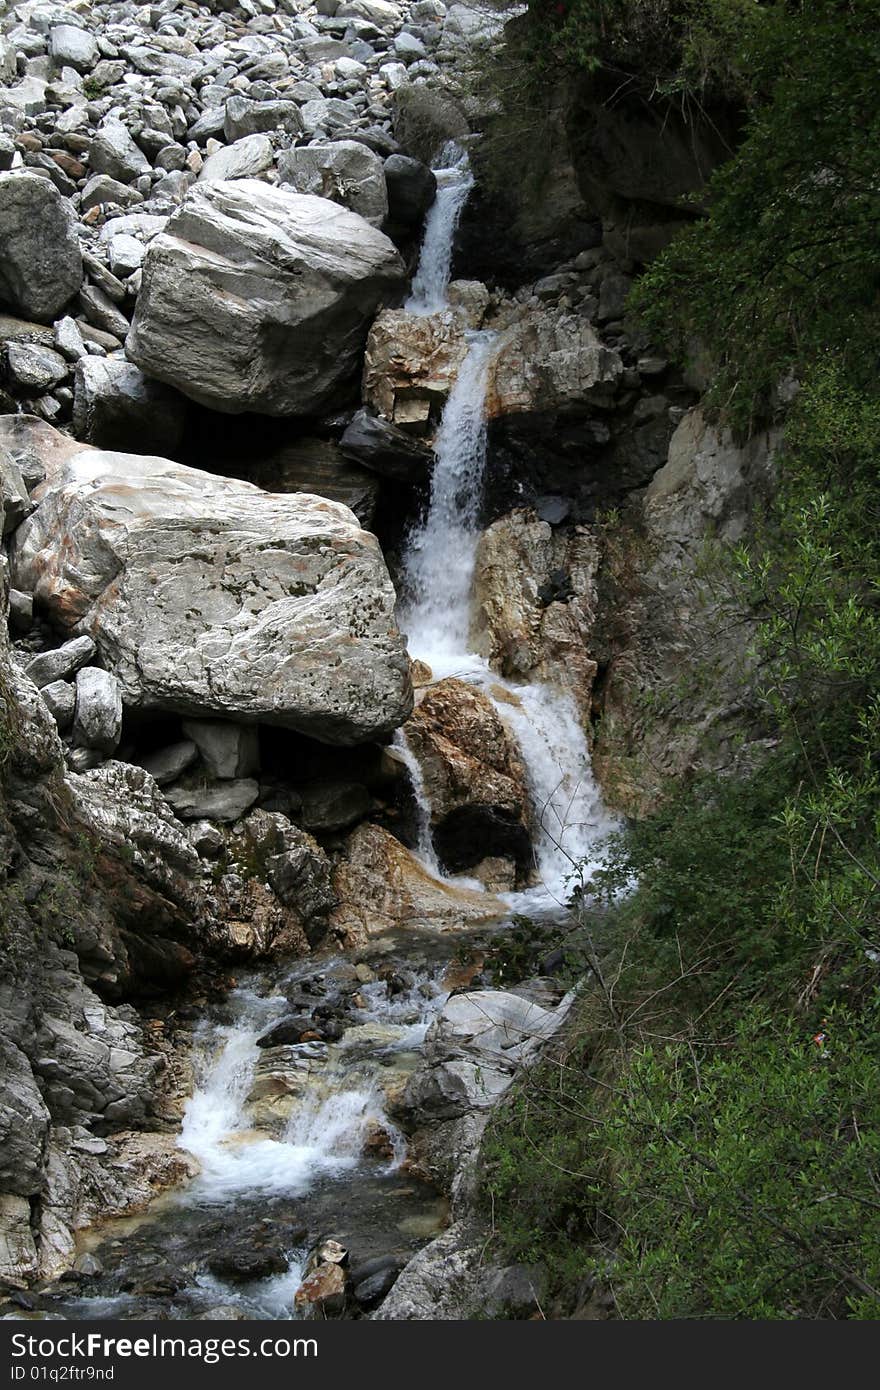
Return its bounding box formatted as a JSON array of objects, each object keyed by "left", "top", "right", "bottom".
[
  {"left": 6, "top": 342, "right": 69, "bottom": 391},
  {"left": 26, "top": 636, "right": 97, "bottom": 688},
  {"left": 40, "top": 679, "right": 76, "bottom": 729},
  {"left": 73, "top": 666, "right": 123, "bottom": 754},
  {"left": 54, "top": 315, "right": 88, "bottom": 362}
]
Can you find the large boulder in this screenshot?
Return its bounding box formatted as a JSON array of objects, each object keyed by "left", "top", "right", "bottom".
[
  {"left": 0, "top": 172, "right": 83, "bottom": 324},
  {"left": 362, "top": 283, "right": 488, "bottom": 431},
  {"left": 126, "top": 180, "right": 407, "bottom": 416},
  {"left": 10, "top": 433, "right": 413, "bottom": 743},
  {"left": 330, "top": 823, "right": 502, "bottom": 946},
  {"left": 487, "top": 304, "right": 623, "bottom": 417},
  {"left": 277, "top": 141, "right": 388, "bottom": 228},
  {"left": 404, "top": 677, "right": 530, "bottom": 875}
]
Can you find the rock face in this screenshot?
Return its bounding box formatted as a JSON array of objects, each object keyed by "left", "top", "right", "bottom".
[
  {"left": 404, "top": 678, "right": 531, "bottom": 875},
  {"left": 330, "top": 824, "right": 502, "bottom": 946},
  {"left": 487, "top": 305, "right": 623, "bottom": 417},
  {"left": 11, "top": 434, "right": 413, "bottom": 743},
  {"left": 592, "top": 407, "right": 781, "bottom": 813},
  {"left": 363, "top": 286, "right": 488, "bottom": 430},
  {"left": 0, "top": 172, "right": 82, "bottom": 323},
  {"left": 126, "top": 180, "right": 407, "bottom": 417},
  {"left": 472, "top": 509, "right": 600, "bottom": 719}
]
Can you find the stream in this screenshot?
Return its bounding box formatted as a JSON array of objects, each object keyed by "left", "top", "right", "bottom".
[{"left": 30, "top": 144, "right": 616, "bottom": 1323}]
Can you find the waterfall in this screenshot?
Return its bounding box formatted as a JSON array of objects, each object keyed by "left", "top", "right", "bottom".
[
  {"left": 392, "top": 727, "right": 443, "bottom": 875},
  {"left": 405, "top": 143, "right": 474, "bottom": 315},
  {"left": 399, "top": 191, "right": 616, "bottom": 906},
  {"left": 399, "top": 331, "right": 496, "bottom": 675}
]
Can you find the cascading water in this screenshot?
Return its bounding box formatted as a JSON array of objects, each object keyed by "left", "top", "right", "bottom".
[
  {"left": 405, "top": 142, "right": 474, "bottom": 315},
  {"left": 398, "top": 168, "right": 617, "bottom": 905},
  {"left": 399, "top": 331, "right": 496, "bottom": 673}
]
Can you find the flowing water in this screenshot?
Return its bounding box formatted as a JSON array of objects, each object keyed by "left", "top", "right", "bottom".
[{"left": 405, "top": 143, "right": 474, "bottom": 315}]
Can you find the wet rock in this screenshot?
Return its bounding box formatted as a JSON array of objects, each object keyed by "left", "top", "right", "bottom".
[
  {"left": 72, "top": 357, "right": 186, "bottom": 455},
  {"left": 231, "top": 810, "right": 335, "bottom": 945},
  {"left": 25, "top": 636, "right": 97, "bottom": 689},
  {"left": 404, "top": 678, "right": 530, "bottom": 872},
  {"left": 126, "top": 180, "right": 407, "bottom": 417},
  {"left": 339, "top": 409, "right": 432, "bottom": 481},
  {"left": 383, "top": 153, "right": 436, "bottom": 231},
  {"left": 206, "top": 1244, "right": 288, "bottom": 1282},
  {"left": 256, "top": 1015, "right": 314, "bottom": 1048},
  {"left": 277, "top": 141, "right": 388, "bottom": 227},
  {"left": 472, "top": 509, "right": 600, "bottom": 718},
  {"left": 0, "top": 173, "right": 82, "bottom": 323},
  {"left": 294, "top": 1260, "right": 347, "bottom": 1317},
  {"left": 330, "top": 823, "right": 502, "bottom": 946},
  {"left": 363, "top": 293, "right": 484, "bottom": 429},
  {"left": 12, "top": 434, "right": 413, "bottom": 742}
]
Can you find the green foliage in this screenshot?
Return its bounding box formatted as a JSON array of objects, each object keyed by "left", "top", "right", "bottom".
[
  {"left": 517, "top": 0, "right": 774, "bottom": 101},
  {"left": 610, "top": 1007, "right": 880, "bottom": 1318},
  {"left": 633, "top": 0, "right": 880, "bottom": 424}
]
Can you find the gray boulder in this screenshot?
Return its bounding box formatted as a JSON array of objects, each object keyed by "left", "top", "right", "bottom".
[
  {"left": 181, "top": 720, "right": 260, "bottom": 780},
  {"left": 277, "top": 141, "right": 388, "bottom": 228},
  {"left": 49, "top": 25, "right": 98, "bottom": 72},
  {"left": 163, "top": 778, "right": 260, "bottom": 823},
  {"left": 12, "top": 436, "right": 413, "bottom": 743},
  {"left": 0, "top": 444, "right": 31, "bottom": 534},
  {"left": 223, "top": 97, "right": 303, "bottom": 142},
  {"left": 40, "top": 679, "right": 76, "bottom": 729},
  {"left": 6, "top": 342, "right": 69, "bottom": 391},
  {"left": 89, "top": 121, "right": 152, "bottom": 185},
  {"left": 126, "top": 180, "right": 406, "bottom": 416},
  {"left": 137, "top": 740, "right": 199, "bottom": 787},
  {"left": 72, "top": 356, "right": 186, "bottom": 454},
  {"left": 0, "top": 172, "right": 83, "bottom": 323},
  {"left": 198, "top": 134, "right": 274, "bottom": 183},
  {"left": 73, "top": 666, "right": 123, "bottom": 754},
  {"left": 25, "top": 636, "right": 97, "bottom": 689}
]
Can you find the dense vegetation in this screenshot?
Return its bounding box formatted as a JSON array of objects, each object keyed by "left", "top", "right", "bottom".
[{"left": 480, "top": 0, "right": 880, "bottom": 1318}]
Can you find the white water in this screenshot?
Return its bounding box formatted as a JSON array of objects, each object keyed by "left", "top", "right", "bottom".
[
  {"left": 399, "top": 331, "right": 496, "bottom": 671},
  {"left": 405, "top": 143, "right": 474, "bottom": 315},
  {"left": 177, "top": 965, "right": 446, "bottom": 1206},
  {"left": 399, "top": 171, "right": 617, "bottom": 906},
  {"left": 392, "top": 727, "right": 442, "bottom": 875}
]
